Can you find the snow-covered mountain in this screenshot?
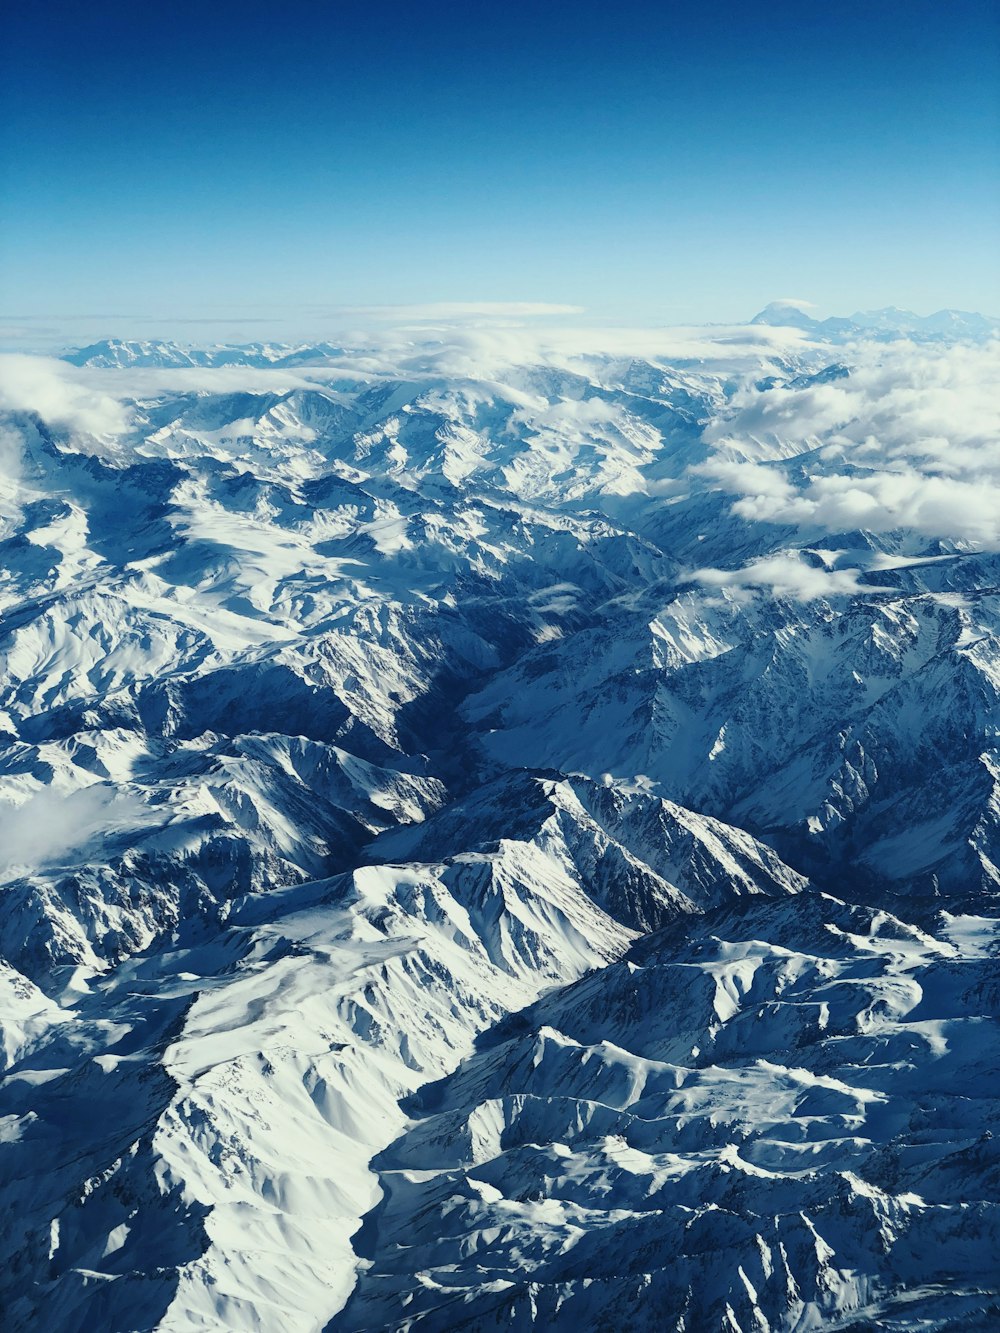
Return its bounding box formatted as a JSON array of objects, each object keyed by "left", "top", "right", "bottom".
[
  {"left": 61, "top": 339, "right": 350, "bottom": 370},
  {"left": 751, "top": 301, "right": 1000, "bottom": 341},
  {"left": 1, "top": 319, "right": 999, "bottom": 1331}
]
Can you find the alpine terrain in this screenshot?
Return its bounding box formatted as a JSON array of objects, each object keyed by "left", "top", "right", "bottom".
[{"left": 1, "top": 309, "right": 998, "bottom": 1332}]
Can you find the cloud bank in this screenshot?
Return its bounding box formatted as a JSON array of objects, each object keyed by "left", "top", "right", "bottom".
[
  {"left": 0, "top": 355, "right": 128, "bottom": 437},
  {"left": 0, "top": 324, "right": 807, "bottom": 435},
  {"left": 700, "top": 340, "right": 1000, "bottom": 547}
]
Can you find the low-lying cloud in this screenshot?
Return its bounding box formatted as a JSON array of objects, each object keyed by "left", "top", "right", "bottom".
[
  {"left": 0, "top": 786, "right": 150, "bottom": 880},
  {"left": 0, "top": 354, "right": 129, "bottom": 437},
  {"left": 692, "top": 553, "right": 875, "bottom": 601},
  {"left": 700, "top": 340, "right": 1000, "bottom": 547},
  {"left": 4, "top": 332, "right": 997, "bottom": 558},
  {"left": 0, "top": 325, "right": 808, "bottom": 443}
]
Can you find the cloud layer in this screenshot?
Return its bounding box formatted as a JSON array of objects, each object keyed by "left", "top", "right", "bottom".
[
  {"left": 0, "top": 354, "right": 128, "bottom": 437},
  {"left": 700, "top": 340, "right": 1000, "bottom": 547},
  {"left": 0, "top": 324, "right": 806, "bottom": 435}
]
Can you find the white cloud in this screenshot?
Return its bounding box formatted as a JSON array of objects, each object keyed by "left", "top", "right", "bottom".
[
  {"left": 692, "top": 553, "right": 875, "bottom": 601},
  {"left": 0, "top": 355, "right": 128, "bottom": 437},
  {"left": 699, "top": 340, "right": 1000, "bottom": 547},
  {"left": 696, "top": 457, "right": 795, "bottom": 498},
  {"left": 15, "top": 330, "right": 994, "bottom": 561},
  {"left": 84, "top": 364, "right": 340, "bottom": 398},
  {"left": 730, "top": 471, "right": 1000, "bottom": 545},
  {"left": 103, "top": 322, "right": 807, "bottom": 390},
  {"left": 0, "top": 787, "right": 149, "bottom": 879},
  {"left": 318, "top": 321, "right": 808, "bottom": 381},
  {"left": 0, "top": 425, "right": 24, "bottom": 532},
  {"left": 511, "top": 396, "right": 623, "bottom": 432}
]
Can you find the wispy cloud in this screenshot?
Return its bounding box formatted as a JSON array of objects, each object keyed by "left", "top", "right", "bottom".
[
  {"left": 691, "top": 553, "right": 875, "bottom": 601},
  {"left": 0, "top": 787, "right": 149, "bottom": 879},
  {"left": 333, "top": 302, "right": 587, "bottom": 322}
]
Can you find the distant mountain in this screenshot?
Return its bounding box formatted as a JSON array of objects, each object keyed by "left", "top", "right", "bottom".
[
  {"left": 751, "top": 300, "right": 1000, "bottom": 340},
  {"left": 63, "top": 308, "right": 1000, "bottom": 374},
  {"left": 749, "top": 299, "right": 822, "bottom": 330},
  {"left": 61, "top": 337, "right": 347, "bottom": 369}
]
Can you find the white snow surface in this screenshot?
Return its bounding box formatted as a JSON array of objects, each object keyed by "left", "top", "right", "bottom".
[{"left": 1, "top": 317, "right": 999, "bottom": 1331}]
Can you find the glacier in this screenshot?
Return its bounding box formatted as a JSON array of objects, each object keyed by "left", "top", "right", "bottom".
[{"left": 0, "top": 310, "right": 998, "bottom": 1331}]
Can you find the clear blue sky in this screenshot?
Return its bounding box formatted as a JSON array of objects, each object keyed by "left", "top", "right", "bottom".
[{"left": 1, "top": 0, "right": 998, "bottom": 339}]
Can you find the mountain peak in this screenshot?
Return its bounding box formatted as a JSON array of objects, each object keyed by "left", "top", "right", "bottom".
[{"left": 750, "top": 300, "right": 819, "bottom": 328}]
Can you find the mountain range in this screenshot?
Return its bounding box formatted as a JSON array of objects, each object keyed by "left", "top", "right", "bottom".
[
  {"left": 57, "top": 303, "right": 1000, "bottom": 372},
  {"left": 1, "top": 315, "right": 998, "bottom": 1330}
]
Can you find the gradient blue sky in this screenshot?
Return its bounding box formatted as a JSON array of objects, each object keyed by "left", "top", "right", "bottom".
[{"left": 2, "top": 0, "right": 998, "bottom": 340}]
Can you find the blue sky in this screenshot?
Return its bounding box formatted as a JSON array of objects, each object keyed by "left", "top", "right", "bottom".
[{"left": 1, "top": 0, "right": 998, "bottom": 340}]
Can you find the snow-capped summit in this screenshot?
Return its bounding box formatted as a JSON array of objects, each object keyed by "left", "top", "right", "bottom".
[{"left": 750, "top": 299, "right": 820, "bottom": 329}]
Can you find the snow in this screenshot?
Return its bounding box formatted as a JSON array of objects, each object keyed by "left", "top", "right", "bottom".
[{"left": 1, "top": 314, "right": 999, "bottom": 1330}]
